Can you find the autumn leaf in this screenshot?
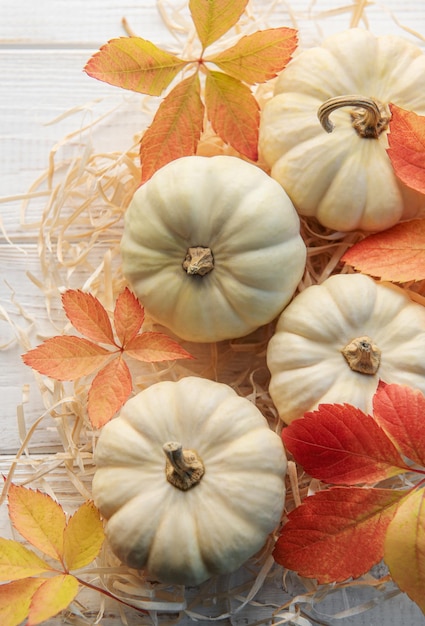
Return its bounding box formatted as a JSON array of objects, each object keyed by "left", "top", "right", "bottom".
[
  {"left": 27, "top": 574, "right": 80, "bottom": 626},
  {"left": 384, "top": 487, "right": 425, "bottom": 613},
  {"left": 140, "top": 72, "right": 205, "bottom": 182},
  {"left": 0, "top": 538, "right": 52, "bottom": 582},
  {"left": 205, "top": 70, "right": 259, "bottom": 160},
  {"left": 8, "top": 484, "right": 66, "bottom": 562},
  {"left": 387, "top": 104, "right": 425, "bottom": 195},
  {"left": 0, "top": 579, "right": 44, "bottom": 626},
  {"left": 373, "top": 381, "right": 425, "bottom": 468},
  {"left": 22, "top": 288, "right": 193, "bottom": 427},
  {"left": 22, "top": 336, "right": 111, "bottom": 381},
  {"left": 63, "top": 501, "right": 105, "bottom": 570},
  {"left": 189, "top": 0, "right": 248, "bottom": 48},
  {"left": 84, "top": 37, "right": 188, "bottom": 96},
  {"left": 87, "top": 357, "right": 133, "bottom": 428},
  {"left": 62, "top": 290, "right": 116, "bottom": 346},
  {"left": 282, "top": 403, "right": 410, "bottom": 485},
  {"left": 274, "top": 487, "right": 405, "bottom": 583},
  {"left": 341, "top": 219, "right": 425, "bottom": 282},
  {"left": 208, "top": 27, "right": 297, "bottom": 84}
]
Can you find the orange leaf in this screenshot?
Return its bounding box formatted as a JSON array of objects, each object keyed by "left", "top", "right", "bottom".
[
  {"left": 341, "top": 219, "right": 425, "bottom": 282},
  {"left": 274, "top": 487, "right": 405, "bottom": 583},
  {"left": 8, "top": 485, "right": 66, "bottom": 562},
  {"left": 189, "top": 0, "right": 248, "bottom": 48},
  {"left": 63, "top": 501, "right": 104, "bottom": 570},
  {"left": 84, "top": 37, "right": 188, "bottom": 96},
  {"left": 140, "top": 72, "right": 205, "bottom": 183},
  {"left": 387, "top": 104, "right": 425, "bottom": 195},
  {"left": 22, "top": 336, "right": 111, "bottom": 381},
  {"left": 373, "top": 382, "right": 425, "bottom": 468},
  {"left": 208, "top": 27, "right": 298, "bottom": 84},
  {"left": 0, "top": 579, "right": 44, "bottom": 626},
  {"left": 125, "top": 331, "right": 194, "bottom": 363},
  {"left": 0, "top": 538, "right": 52, "bottom": 582},
  {"left": 384, "top": 487, "right": 425, "bottom": 613},
  {"left": 114, "top": 287, "right": 145, "bottom": 347},
  {"left": 205, "top": 70, "right": 259, "bottom": 160},
  {"left": 282, "top": 403, "right": 409, "bottom": 485},
  {"left": 62, "top": 290, "right": 116, "bottom": 346},
  {"left": 27, "top": 574, "right": 79, "bottom": 626},
  {"left": 87, "top": 357, "right": 132, "bottom": 428}
]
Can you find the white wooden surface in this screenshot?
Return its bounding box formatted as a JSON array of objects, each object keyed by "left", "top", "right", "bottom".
[{"left": 1, "top": 1, "right": 425, "bottom": 624}]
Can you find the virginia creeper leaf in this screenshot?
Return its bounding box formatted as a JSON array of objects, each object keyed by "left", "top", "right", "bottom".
[
  {"left": 63, "top": 501, "right": 104, "bottom": 570},
  {"left": 0, "top": 579, "right": 44, "bottom": 626},
  {"left": 8, "top": 484, "right": 66, "bottom": 562},
  {"left": 387, "top": 104, "right": 425, "bottom": 195},
  {"left": 0, "top": 538, "right": 52, "bottom": 582},
  {"left": 62, "top": 290, "right": 115, "bottom": 346},
  {"left": 84, "top": 37, "right": 188, "bottom": 97},
  {"left": 205, "top": 70, "right": 259, "bottom": 160},
  {"left": 114, "top": 287, "right": 145, "bottom": 347},
  {"left": 208, "top": 27, "right": 298, "bottom": 84},
  {"left": 384, "top": 487, "right": 425, "bottom": 614},
  {"left": 341, "top": 219, "right": 425, "bottom": 282},
  {"left": 87, "top": 356, "right": 132, "bottom": 428},
  {"left": 140, "top": 72, "right": 204, "bottom": 182},
  {"left": 282, "top": 403, "right": 409, "bottom": 485},
  {"left": 189, "top": 0, "right": 248, "bottom": 48},
  {"left": 22, "top": 336, "right": 111, "bottom": 381},
  {"left": 274, "top": 487, "right": 405, "bottom": 583},
  {"left": 27, "top": 574, "right": 79, "bottom": 626},
  {"left": 373, "top": 382, "right": 425, "bottom": 468},
  {"left": 124, "top": 331, "right": 194, "bottom": 363}
]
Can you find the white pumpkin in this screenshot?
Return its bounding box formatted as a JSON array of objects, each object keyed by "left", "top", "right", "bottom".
[
  {"left": 259, "top": 28, "right": 425, "bottom": 232},
  {"left": 120, "top": 155, "right": 306, "bottom": 342},
  {"left": 267, "top": 273, "right": 425, "bottom": 423},
  {"left": 92, "top": 376, "right": 287, "bottom": 586}
]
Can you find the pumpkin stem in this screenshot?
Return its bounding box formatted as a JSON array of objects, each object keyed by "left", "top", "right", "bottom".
[
  {"left": 318, "top": 95, "right": 391, "bottom": 138},
  {"left": 342, "top": 336, "right": 381, "bottom": 375},
  {"left": 163, "top": 441, "right": 205, "bottom": 491},
  {"left": 182, "top": 246, "right": 214, "bottom": 276}
]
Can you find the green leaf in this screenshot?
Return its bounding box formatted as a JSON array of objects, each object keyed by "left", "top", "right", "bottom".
[
  {"left": 140, "top": 72, "right": 205, "bottom": 182},
  {"left": 205, "top": 70, "right": 259, "bottom": 160},
  {"left": 189, "top": 0, "right": 248, "bottom": 48},
  {"left": 208, "top": 27, "right": 298, "bottom": 84},
  {"left": 84, "top": 37, "right": 188, "bottom": 96}
]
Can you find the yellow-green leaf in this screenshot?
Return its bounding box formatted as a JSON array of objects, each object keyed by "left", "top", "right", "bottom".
[
  {"left": 208, "top": 27, "right": 298, "bottom": 84},
  {"left": 63, "top": 501, "right": 104, "bottom": 571},
  {"left": 8, "top": 484, "right": 66, "bottom": 562},
  {"left": 27, "top": 574, "right": 79, "bottom": 626},
  {"left": 0, "top": 579, "right": 44, "bottom": 626},
  {"left": 0, "top": 538, "right": 52, "bottom": 582},
  {"left": 205, "top": 70, "right": 259, "bottom": 160},
  {"left": 384, "top": 488, "right": 425, "bottom": 613},
  {"left": 189, "top": 0, "right": 248, "bottom": 48},
  {"left": 84, "top": 37, "right": 188, "bottom": 96},
  {"left": 140, "top": 72, "right": 204, "bottom": 182}
]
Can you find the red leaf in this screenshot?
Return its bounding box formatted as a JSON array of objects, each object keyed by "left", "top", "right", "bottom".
[
  {"left": 140, "top": 72, "right": 205, "bottom": 183},
  {"left": 189, "top": 0, "right": 248, "bottom": 48},
  {"left": 22, "top": 336, "right": 111, "bottom": 381},
  {"left": 114, "top": 288, "right": 145, "bottom": 347},
  {"left": 84, "top": 37, "right": 188, "bottom": 97},
  {"left": 387, "top": 104, "right": 425, "bottom": 195},
  {"left": 205, "top": 70, "right": 259, "bottom": 160},
  {"left": 124, "top": 331, "right": 194, "bottom": 363},
  {"left": 274, "top": 487, "right": 405, "bottom": 583},
  {"left": 373, "top": 382, "right": 425, "bottom": 468},
  {"left": 87, "top": 357, "right": 132, "bottom": 428},
  {"left": 341, "top": 219, "right": 425, "bottom": 282},
  {"left": 208, "top": 27, "right": 298, "bottom": 84},
  {"left": 62, "top": 290, "right": 116, "bottom": 346},
  {"left": 282, "top": 403, "right": 409, "bottom": 485}
]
